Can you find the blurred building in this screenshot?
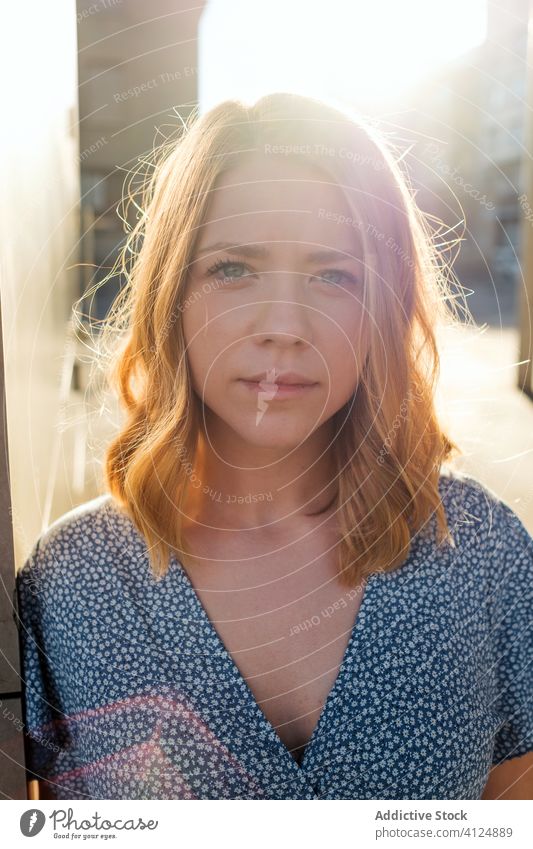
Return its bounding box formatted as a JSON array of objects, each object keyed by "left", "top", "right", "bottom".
[
  {"left": 76, "top": 0, "right": 205, "bottom": 323},
  {"left": 403, "top": 0, "right": 529, "bottom": 331}
]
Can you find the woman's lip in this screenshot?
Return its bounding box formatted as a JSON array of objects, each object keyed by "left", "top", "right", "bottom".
[{"left": 238, "top": 379, "right": 318, "bottom": 397}]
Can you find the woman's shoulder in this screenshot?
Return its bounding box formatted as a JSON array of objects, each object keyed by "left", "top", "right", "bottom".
[
  {"left": 438, "top": 466, "right": 530, "bottom": 534},
  {"left": 438, "top": 464, "right": 504, "bottom": 510},
  {"left": 16, "top": 493, "right": 144, "bottom": 597},
  {"left": 435, "top": 469, "right": 533, "bottom": 768},
  {"left": 436, "top": 465, "right": 533, "bottom": 573}
]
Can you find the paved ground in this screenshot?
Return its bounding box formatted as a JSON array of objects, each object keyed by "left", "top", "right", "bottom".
[{"left": 438, "top": 280, "right": 533, "bottom": 532}]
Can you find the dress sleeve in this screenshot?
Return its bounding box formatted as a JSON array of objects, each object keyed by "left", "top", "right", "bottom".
[
  {"left": 15, "top": 539, "right": 65, "bottom": 792},
  {"left": 490, "top": 500, "right": 533, "bottom": 766}
]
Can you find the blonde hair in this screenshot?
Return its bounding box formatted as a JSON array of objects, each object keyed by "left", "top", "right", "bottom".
[{"left": 99, "top": 91, "right": 462, "bottom": 587}]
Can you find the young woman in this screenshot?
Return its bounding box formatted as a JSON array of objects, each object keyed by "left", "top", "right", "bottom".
[{"left": 16, "top": 92, "right": 533, "bottom": 800}]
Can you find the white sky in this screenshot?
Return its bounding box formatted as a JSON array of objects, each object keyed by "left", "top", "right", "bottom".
[{"left": 198, "top": 0, "right": 488, "bottom": 113}]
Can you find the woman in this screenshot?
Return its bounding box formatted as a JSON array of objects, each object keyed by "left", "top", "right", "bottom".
[{"left": 16, "top": 92, "right": 533, "bottom": 800}]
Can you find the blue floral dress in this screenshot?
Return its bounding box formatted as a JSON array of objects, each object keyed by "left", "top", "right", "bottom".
[{"left": 15, "top": 469, "right": 533, "bottom": 799}]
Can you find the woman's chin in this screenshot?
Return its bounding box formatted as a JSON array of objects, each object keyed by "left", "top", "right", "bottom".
[{"left": 229, "top": 419, "right": 317, "bottom": 454}]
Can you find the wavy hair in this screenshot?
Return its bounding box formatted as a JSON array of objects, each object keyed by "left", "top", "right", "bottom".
[{"left": 98, "top": 91, "right": 463, "bottom": 587}]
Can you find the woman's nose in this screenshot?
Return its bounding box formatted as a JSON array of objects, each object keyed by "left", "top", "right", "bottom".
[{"left": 251, "top": 275, "right": 314, "bottom": 346}]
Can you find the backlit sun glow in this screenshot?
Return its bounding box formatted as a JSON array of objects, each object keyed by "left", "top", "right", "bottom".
[{"left": 199, "top": 0, "right": 487, "bottom": 112}]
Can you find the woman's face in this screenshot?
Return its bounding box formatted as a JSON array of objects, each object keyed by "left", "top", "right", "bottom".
[{"left": 182, "top": 154, "right": 370, "bottom": 451}]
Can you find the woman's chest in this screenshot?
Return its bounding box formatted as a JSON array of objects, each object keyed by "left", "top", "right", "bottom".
[
  {"left": 52, "top": 554, "right": 503, "bottom": 798},
  {"left": 179, "top": 541, "right": 367, "bottom": 762}
]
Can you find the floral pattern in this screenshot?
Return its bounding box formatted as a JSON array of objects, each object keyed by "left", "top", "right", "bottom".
[{"left": 15, "top": 469, "right": 533, "bottom": 799}]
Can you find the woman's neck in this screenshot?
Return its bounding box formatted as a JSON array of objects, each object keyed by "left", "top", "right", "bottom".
[{"left": 182, "top": 419, "right": 338, "bottom": 531}]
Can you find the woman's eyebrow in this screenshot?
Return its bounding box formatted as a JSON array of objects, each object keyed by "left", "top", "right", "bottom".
[{"left": 195, "top": 242, "right": 360, "bottom": 262}]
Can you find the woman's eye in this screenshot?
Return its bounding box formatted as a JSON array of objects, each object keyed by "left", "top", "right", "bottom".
[
  {"left": 206, "top": 260, "right": 252, "bottom": 282},
  {"left": 315, "top": 269, "right": 358, "bottom": 287},
  {"left": 204, "top": 260, "right": 358, "bottom": 289}
]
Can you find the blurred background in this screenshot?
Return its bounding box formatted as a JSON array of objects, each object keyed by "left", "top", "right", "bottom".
[{"left": 2, "top": 0, "right": 533, "bottom": 795}]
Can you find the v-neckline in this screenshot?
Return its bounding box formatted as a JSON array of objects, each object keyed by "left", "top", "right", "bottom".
[{"left": 169, "top": 552, "right": 380, "bottom": 773}]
